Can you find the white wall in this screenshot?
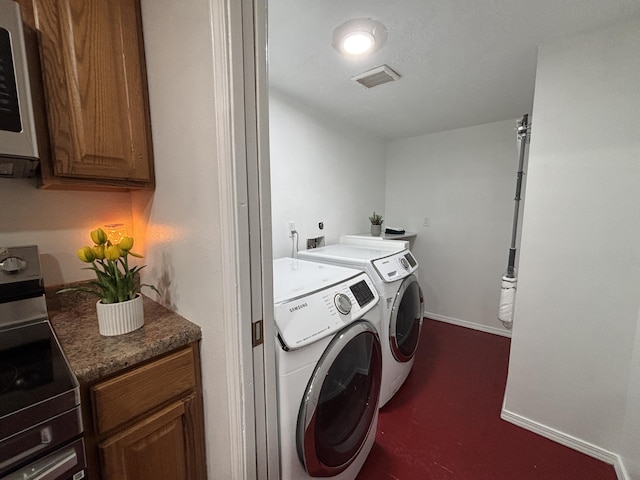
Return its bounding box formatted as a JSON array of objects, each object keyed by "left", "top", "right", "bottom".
[
  {"left": 385, "top": 119, "right": 519, "bottom": 336},
  {"left": 0, "top": 178, "right": 132, "bottom": 286},
  {"left": 134, "top": 0, "right": 234, "bottom": 476},
  {"left": 503, "top": 16, "right": 640, "bottom": 475},
  {"left": 269, "top": 90, "right": 387, "bottom": 258}
]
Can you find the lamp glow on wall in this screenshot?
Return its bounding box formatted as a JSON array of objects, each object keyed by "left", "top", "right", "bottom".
[
  {"left": 332, "top": 18, "right": 388, "bottom": 56},
  {"left": 103, "top": 223, "right": 127, "bottom": 244}
]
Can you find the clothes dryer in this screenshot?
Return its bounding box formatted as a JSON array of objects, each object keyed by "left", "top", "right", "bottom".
[
  {"left": 273, "top": 257, "right": 382, "bottom": 480},
  {"left": 298, "top": 243, "right": 423, "bottom": 408}
]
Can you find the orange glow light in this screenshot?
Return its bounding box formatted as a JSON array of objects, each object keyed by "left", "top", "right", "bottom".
[{"left": 103, "top": 223, "right": 127, "bottom": 244}]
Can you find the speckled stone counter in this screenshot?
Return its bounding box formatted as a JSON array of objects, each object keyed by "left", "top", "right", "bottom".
[{"left": 45, "top": 288, "right": 202, "bottom": 384}]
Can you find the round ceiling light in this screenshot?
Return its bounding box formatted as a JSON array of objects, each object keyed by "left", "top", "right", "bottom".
[
  {"left": 342, "top": 31, "right": 375, "bottom": 55},
  {"left": 332, "top": 18, "right": 387, "bottom": 57}
]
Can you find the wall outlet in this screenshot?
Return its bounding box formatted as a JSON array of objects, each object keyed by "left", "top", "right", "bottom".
[
  {"left": 288, "top": 221, "right": 296, "bottom": 238},
  {"left": 422, "top": 217, "right": 430, "bottom": 227}
]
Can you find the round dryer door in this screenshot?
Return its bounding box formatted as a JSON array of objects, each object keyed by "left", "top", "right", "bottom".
[
  {"left": 389, "top": 275, "right": 422, "bottom": 362},
  {"left": 297, "top": 320, "right": 382, "bottom": 477}
]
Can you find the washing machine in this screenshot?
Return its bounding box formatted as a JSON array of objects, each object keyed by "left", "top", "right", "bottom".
[
  {"left": 298, "top": 242, "right": 423, "bottom": 408},
  {"left": 273, "top": 257, "right": 382, "bottom": 479}
]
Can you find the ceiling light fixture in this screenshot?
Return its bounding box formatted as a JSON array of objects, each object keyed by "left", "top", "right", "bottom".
[{"left": 332, "top": 18, "right": 387, "bottom": 57}]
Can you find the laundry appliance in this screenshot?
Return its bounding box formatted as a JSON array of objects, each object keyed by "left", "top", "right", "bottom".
[
  {"left": 298, "top": 242, "right": 423, "bottom": 408},
  {"left": 273, "top": 257, "right": 382, "bottom": 479}
]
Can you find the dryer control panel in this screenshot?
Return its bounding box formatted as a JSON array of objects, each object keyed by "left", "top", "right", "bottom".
[
  {"left": 372, "top": 250, "right": 418, "bottom": 283},
  {"left": 274, "top": 272, "right": 379, "bottom": 351}
]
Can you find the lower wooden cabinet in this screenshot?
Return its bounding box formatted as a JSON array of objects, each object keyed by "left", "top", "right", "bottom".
[
  {"left": 82, "top": 343, "right": 207, "bottom": 480},
  {"left": 100, "top": 399, "right": 189, "bottom": 480}
]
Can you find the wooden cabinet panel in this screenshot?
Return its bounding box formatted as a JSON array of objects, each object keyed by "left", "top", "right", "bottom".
[
  {"left": 18, "top": 0, "right": 155, "bottom": 190},
  {"left": 84, "top": 343, "right": 207, "bottom": 480},
  {"left": 100, "top": 400, "right": 188, "bottom": 480},
  {"left": 91, "top": 346, "right": 196, "bottom": 434}
]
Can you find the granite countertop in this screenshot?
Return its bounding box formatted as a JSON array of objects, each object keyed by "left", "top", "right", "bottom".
[{"left": 45, "top": 288, "right": 202, "bottom": 384}]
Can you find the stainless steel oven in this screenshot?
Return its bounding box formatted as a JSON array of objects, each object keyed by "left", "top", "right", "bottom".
[{"left": 0, "top": 246, "right": 86, "bottom": 480}]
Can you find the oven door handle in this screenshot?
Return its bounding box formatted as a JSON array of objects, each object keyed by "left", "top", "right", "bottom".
[
  {"left": 0, "top": 426, "right": 53, "bottom": 473},
  {"left": 2, "top": 446, "right": 77, "bottom": 480}
]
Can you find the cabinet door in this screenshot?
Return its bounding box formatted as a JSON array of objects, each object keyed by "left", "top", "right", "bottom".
[
  {"left": 31, "top": 0, "right": 154, "bottom": 189},
  {"left": 100, "top": 399, "right": 190, "bottom": 480}
]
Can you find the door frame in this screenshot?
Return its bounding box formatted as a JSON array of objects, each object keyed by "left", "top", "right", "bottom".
[{"left": 210, "top": 0, "right": 278, "bottom": 478}]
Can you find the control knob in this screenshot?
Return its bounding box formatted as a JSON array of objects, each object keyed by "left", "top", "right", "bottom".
[
  {"left": 0, "top": 256, "right": 27, "bottom": 274},
  {"left": 399, "top": 257, "right": 410, "bottom": 270},
  {"left": 334, "top": 293, "right": 352, "bottom": 315}
]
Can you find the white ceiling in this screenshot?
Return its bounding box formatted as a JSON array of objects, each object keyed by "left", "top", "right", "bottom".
[{"left": 268, "top": 0, "right": 640, "bottom": 140}]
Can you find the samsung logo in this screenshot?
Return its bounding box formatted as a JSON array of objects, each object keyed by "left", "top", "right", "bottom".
[{"left": 289, "top": 302, "right": 309, "bottom": 313}]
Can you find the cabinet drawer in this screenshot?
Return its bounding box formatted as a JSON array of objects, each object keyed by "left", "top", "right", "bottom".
[{"left": 92, "top": 346, "right": 196, "bottom": 434}]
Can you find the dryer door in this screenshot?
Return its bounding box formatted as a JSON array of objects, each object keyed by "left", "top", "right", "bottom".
[
  {"left": 389, "top": 275, "right": 422, "bottom": 362},
  {"left": 297, "top": 320, "right": 382, "bottom": 477}
]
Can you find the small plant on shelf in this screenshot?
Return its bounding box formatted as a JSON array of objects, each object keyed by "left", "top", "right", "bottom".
[{"left": 369, "top": 212, "right": 383, "bottom": 225}]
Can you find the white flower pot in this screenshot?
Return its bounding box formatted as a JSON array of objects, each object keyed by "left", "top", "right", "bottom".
[{"left": 96, "top": 294, "right": 144, "bottom": 336}]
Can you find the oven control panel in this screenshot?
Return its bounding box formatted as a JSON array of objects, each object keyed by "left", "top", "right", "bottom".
[
  {"left": 0, "top": 245, "right": 44, "bottom": 303},
  {"left": 0, "top": 245, "right": 41, "bottom": 282}
]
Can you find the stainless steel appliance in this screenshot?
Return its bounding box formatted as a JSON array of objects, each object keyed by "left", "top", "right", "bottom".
[
  {"left": 0, "top": 246, "right": 86, "bottom": 480},
  {"left": 0, "top": 0, "right": 48, "bottom": 178}
]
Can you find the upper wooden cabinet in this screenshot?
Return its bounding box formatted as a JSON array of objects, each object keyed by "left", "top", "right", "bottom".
[{"left": 18, "top": 0, "right": 155, "bottom": 190}]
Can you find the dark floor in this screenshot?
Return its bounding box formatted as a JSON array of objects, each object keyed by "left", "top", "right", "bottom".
[{"left": 357, "top": 320, "right": 618, "bottom": 480}]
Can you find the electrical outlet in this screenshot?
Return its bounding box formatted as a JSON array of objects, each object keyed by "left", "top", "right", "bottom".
[
  {"left": 422, "top": 217, "right": 430, "bottom": 227},
  {"left": 288, "top": 221, "right": 296, "bottom": 238}
]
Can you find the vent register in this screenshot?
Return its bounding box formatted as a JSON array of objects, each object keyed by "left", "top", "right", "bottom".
[{"left": 351, "top": 64, "right": 400, "bottom": 89}]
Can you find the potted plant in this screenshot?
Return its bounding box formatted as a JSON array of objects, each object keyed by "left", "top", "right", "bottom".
[
  {"left": 369, "top": 211, "right": 384, "bottom": 236},
  {"left": 58, "top": 228, "right": 159, "bottom": 336}
]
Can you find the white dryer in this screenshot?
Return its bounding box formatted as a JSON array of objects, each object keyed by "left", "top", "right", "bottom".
[
  {"left": 273, "top": 257, "right": 382, "bottom": 480},
  {"left": 298, "top": 243, "right": 423, "bottom": 408}
]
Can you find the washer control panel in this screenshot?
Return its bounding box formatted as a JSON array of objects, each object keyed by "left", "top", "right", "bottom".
[
  {"left": 372, "top": 250, "right": 418, "bottom": 283},
  {"left": 274, "top": 272, "right": 379, "bottom": 350}
]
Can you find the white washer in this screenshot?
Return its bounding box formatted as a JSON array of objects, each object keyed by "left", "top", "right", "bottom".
[
  {"left": 273, "top": 257, "right": 382, "bottom": 480},
  {"left": 298, "top": 243, "right": 423, "bottom": 408}
]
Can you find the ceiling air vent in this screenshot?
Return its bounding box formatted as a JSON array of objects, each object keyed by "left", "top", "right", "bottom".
[{"left": 351, "top": 65, "right": 400, "bottom": 89}]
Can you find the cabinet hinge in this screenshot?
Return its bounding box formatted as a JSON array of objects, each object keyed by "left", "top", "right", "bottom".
[{"left": 252, "top": 320, "right": 264, "bottom": 347}]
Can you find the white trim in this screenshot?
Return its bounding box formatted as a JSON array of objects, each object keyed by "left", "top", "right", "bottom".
[
  {"left": 251, "top": 0, "right": 281, "bottom": 476},
  {"left": 500, "top": 407, "right": 627, "bottom": 480},
  {"left": 209, "top": 0, "right": 255, "bottom": 478},
  {"left": 424, "top": 311, "right": 512, "bottom": 338},
  {"left": 239, "top": 0, "right": 280, "bottom": 477},
  {"left": 616, "top": 462, "right": 630, "bottom": 480}
]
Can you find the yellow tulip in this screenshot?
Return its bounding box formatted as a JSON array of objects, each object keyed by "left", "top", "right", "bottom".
[
  {"left": 118, "top": 236, "right": 134, "bottom": 251},
  {"left": 90, "top": 228, "right": 108, "bottom": 245},
  {"left": 105, "top": 245, "right": 121, "bottom": 261},
  {"left": 92, "top": 244, "right": 105, "bottom": 260},
  {"left": 77, "top": 246, "right": 95, "bottom": 263}
]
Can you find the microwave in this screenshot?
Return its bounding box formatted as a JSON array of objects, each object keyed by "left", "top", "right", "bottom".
[{"left": 0, "top": 0, "right": 48, "bottom": 178}]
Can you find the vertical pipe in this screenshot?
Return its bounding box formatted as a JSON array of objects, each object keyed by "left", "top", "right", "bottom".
[{"left": 507, "top": 114, "right": 529, "bottom": 278}]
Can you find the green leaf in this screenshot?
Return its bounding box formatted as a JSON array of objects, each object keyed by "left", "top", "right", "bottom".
[
  {"left": 56, "top": 286, "right": 101, "bottom": 298},
  {"left": 141, "top": 284, "right": 162, "bottom": 296}
]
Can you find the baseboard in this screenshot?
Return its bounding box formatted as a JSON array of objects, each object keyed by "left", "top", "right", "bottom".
[
  {"left": 500, "top": 407, "right": 628, "bottom": 480},
  {"left": 424, "top": 311, "right": 512, "bottom": 338}
]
